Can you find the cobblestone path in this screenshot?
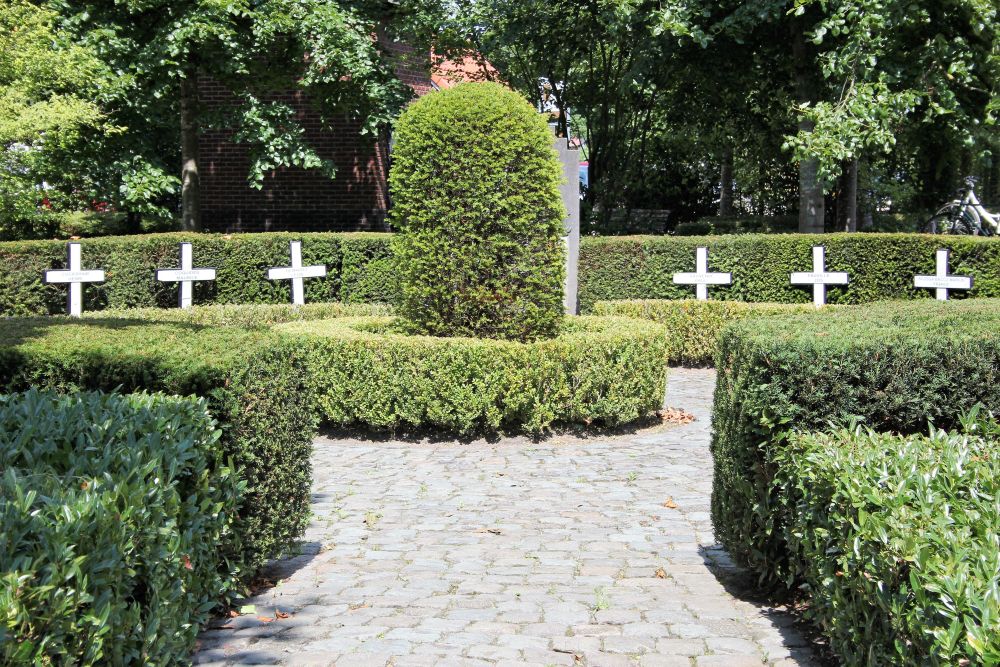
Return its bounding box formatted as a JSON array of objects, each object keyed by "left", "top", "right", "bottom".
[{"left": 194, "top": 369, "right": 816, "bottom": 666}]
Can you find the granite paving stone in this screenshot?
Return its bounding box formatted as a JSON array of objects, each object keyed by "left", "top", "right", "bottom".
[{"left": 193, "top": 369, "right": 812, "bottom": 666}]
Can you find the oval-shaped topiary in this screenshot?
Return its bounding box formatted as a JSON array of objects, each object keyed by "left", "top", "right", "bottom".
[{"left": 389, "top": 82, "right": 566, "bottom": 341}]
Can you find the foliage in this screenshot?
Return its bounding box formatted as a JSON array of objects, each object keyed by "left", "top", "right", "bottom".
[
  {"left": 0, "top": 390, "right": 238, "bottom": 665},
  {"left": 0, "top": 1, "right": 116, "bottom": 230},
  {"left": 276, "top": 316, "right": 668, "bottom": 434},
  {"left": 0, "top": 319, "right": 318, "bottom": 577},
  {"left": 92, "top": 302, "right": 391, "bottom": 328},
  {"left": 577, "top": 233, "right": 1000, "bottom": 312},
  {"left": 389, "top": 83, "right": 566, "bottom": 341},
  {"left": 776, "top": 417, "right": 1000, "bottom": 665},
  {"left": 0, "top": 232, "right": 398, "bottom": 316},
  {"left": 710, "top": 299, "right": 1000, "bottom": 588},
  {"left": 674, "top": 217, "right": 799, "bottom": 236},
  {"left": 592, "top": 300, "right": 816, "bottom": 366}
]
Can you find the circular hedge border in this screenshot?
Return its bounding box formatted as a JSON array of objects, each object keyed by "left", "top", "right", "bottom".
[{"left": 276, "top": 316, "right": 669, "bottom": 434}]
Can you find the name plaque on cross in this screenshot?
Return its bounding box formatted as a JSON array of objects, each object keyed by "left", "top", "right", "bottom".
[
  {"left": 44, "top": 243, "right": 105, "bottom": 317},
  {"left": 267, "top": 241, "right": 327, "bottom": 305},
  {"left": 914, "top": 249, "right": 972, "bottom": 301},
  {"left": 790, "top": 245, "right": 849, "bottom": 307},
  {"left": 672, "top": 246, "right": 732, "bottom": 301},
  {"left": 156, "top": 243, "right": 217, "bottom": 309}
]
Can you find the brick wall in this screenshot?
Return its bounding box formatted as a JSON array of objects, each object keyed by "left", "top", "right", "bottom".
[{"left": 199, "top": 37, "right": 433, "bottom": 233}]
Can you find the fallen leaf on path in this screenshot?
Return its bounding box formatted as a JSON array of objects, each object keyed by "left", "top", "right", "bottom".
[
  {"left": 256, "top": 616, "right": 274, "bottom": 623},
  {"left": 658, "top": 408, "right": 695, "bottom": 425},
  {"left": 238, "top": 605, "right": 256, "bottom": 615},
  {"left": 663, "top": 497, "right": 679, "bottom": 509},
  {"left": 655, "top": 567, "right": 667, "bottom": 579},
  {"left": 275, "top": 610, "right": 290, "bottom": 619},
  {"left": 349, "top": 602, "right": 369, "bottom": 611}
]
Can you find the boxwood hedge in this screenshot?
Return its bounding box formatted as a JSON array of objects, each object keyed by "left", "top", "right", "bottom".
[
  {"left": 777, "top": 420, "right": 1000, "bottom": 665},
  {"left": 592, "top": 299, "right": 817, "bottom": 366},
  {"left": 276, "top": 316, "right": 668, "bottom": 434},
  {"left": 712, "top": 299, "right": 1000, "bottom": 589},
  {"left": 0, "top": 232, "right": 394, "bottom": 317},
  {"left": 1, "top": 390, "right": 239, "bottom": 665},
  {"left": 0, "top": 318, "right": 317, "bottom": 578},
  {"left": 578, "top": 233, "right": 1000, "bottom": 312}
]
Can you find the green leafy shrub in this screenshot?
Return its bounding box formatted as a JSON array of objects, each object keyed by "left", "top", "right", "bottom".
[
  {"left": 712, "top": 299, "right": 1000, "bottom": 589},
  {"left": 592, "top": 299, "right": 817, "bottom": 366},
  {"left": 389, "top": 82, "right": 566, "bottom": 341},
  {"left": 276, "top": 316, "right": 668, "bottom": 434},
  {"left": 578, "top": 233, "right": 1000, "bottom": 312},
  {"left": 0, "top": 390, "right": 239, "bottom": 665},
  {"left": 0, "top": 318, "right": 317, "bottom": 577},
  {"left": 777, "top": 419, "right": 1000, "bottom": 665},
  {"left": 0, "top": 232, "right": 394, "bottom": 316}
]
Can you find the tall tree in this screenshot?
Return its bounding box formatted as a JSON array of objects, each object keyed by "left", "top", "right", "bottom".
[{"left": 47, "top": 0, "right": 446, "bottom": 230}]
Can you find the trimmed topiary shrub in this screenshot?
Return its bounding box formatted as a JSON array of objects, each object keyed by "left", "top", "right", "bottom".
[
  {"left": 0, "top": 390, "right": 239, "bottom": 665},
  {"left": 577, "top": 233, "right": 1000, "bottom": 312},
  {"left": 276, "top": 316, "right": 668, "bottom": 434},
  {"left": 592, "top": 299, "right": 817, "bottom": 366},
  {"left": 776, "top": 419, "right": 1000, "bottom": 665},
  {"left": 0, "top": 319, "right": 317, "bottom": 578},
  {"left": 389, "top": 82, "right": 566, "bottom": 341},
  {"left": 711, "top": 299, "right": 1000, "bottom": 589}
]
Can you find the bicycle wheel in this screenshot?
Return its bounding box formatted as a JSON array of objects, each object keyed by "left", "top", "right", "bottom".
[{"left": 925, "top": 203, "right": 960, "bottom": 234}]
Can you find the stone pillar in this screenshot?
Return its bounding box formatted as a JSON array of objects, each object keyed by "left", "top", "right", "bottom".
[{"left": 555, "top": 132, "right": 581, "bottom": 315}]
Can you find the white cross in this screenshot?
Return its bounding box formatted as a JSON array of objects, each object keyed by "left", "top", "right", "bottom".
[
  {"left": 44, "top": 243, "right": 105, "bottom": 317},
  {"left": 914, "top": 249, "right": 972, "bottom": 301},
  {"left": 267, "top": 241, "right": 327, "bottom": 306},
  {"left": 790, "top": 245, "right": 849, "bottom": 307},
  {"left": 156, "top": 243, "right": 217, "bottom": 309},
  {"left": 672, "top": 246, "right": 732, "bottom": 300}
]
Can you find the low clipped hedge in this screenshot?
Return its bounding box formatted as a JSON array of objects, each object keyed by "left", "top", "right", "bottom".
[
  {"left": 276, "top": 316, "right": 668, "bottom": 434},
  {"left": 712, "top": 299, "right": 1000, "bottom": 589},
  {"left": 1, "top": 390, "right": 239, "bottom": 665},
  {"left": 578, "top": 233, "right": 1000, "bottom": 312},
  {"left": 593, "top": 300, "right": 816, "bottom": 366},
  {"left": 0, "top": 231, "right": 394, "bottom": 317},
  {"left": 777, "top": 420, "right": 1000, "bottom": 665},
  {"left": 89, "top": 302, "right": 392, "bottom": 328},
  {"left": 0, "top": 318, "right": 317, "bottom": 578}
]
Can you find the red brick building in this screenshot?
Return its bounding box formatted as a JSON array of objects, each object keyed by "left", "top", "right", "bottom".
[{"left": 199, "top": 44, "right": 497, "bottom": 233}]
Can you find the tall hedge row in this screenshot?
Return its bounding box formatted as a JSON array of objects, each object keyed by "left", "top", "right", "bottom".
[
  {"left": 7, "top": 232, "right": 1000, "bottom": 317},
  {"left": 1, "top": 391, "right": 239, "bottom": 665},
  {"left": 0, "top": 232, "right": 394, "bottom": 317},
  {"left": 711, "top": 299, "right": 1000, "bottom": 589},
  {"left": 0, "top": 318, "right": 318, "bottom": 577},
  {"left": 578, "top": 233, "right": 1000, "bottom": 311}
]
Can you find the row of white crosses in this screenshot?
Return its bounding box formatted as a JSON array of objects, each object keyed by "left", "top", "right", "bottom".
[
  {"left": 673, "top": 245, "right": 973, "bottom": 306},
  {"left": 44, "top": 240, "right": 327, "bottom": 316}
]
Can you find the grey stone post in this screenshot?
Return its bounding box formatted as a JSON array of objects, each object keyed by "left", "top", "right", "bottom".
[{"left": 554, "top": 131, "right": 581, "bottom": 315}]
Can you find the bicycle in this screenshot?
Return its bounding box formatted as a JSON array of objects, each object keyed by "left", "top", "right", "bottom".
[{"left": 925, "top": 177, "right": 999, "bottom": 236}]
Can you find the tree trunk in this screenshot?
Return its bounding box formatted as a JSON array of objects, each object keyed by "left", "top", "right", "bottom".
[
  {"left": 180, "top": 74, "right": 202, "bottom": 232},
  {"left": 792, "top": 18, "right": 824, "bottom": 233},
  {"left": 843, "top": 158, "right": 858, "bottom": 232},
  {"left": 719, "top": 147, "right": 735, "bottom": 216}
]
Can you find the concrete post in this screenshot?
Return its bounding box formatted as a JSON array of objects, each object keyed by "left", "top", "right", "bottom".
[{"left": 554, "top": 131, "right": 581, "bottom": 315}]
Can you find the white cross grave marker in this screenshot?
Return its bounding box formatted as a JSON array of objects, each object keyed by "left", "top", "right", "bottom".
[
  {"left": 914, "top": 249, "right": 972, "bottom": 301},
  {"left": 156, "top": 242, "right": 217, "bottom": 309},
  {"left": 672, "top": 246, "right": 732, "bottom": 301},
  {"left": 790, "top": 245, "right": 849, "bottom": 308},
  {"left": 267, "top": 241, "right": 327, "bottom": 306},
  {"left": 44, "top": 243, "right": 105, "bottom": 317}
]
